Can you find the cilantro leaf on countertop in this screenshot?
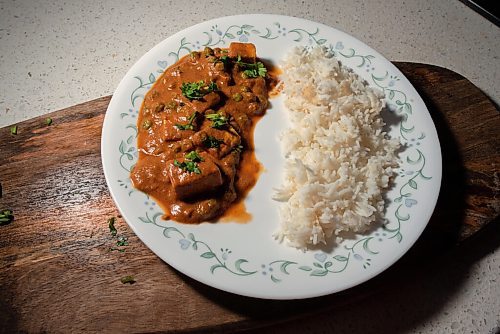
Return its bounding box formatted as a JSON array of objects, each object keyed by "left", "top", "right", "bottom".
[
  {"left": 120, "top": 275, "right": 136, "bottom": 284},
  {"left": 0, "top": 209, "right": 14, "bottom": 226},
  {"left": 108, "top": 217, "right": 117, "bottom": 236}
]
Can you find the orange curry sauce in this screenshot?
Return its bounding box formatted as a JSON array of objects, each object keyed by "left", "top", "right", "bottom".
[{"left": 130, "top": 43, "right": 277, "bottom": 224}]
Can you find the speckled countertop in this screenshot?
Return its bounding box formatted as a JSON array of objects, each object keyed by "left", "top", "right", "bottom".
[{"left": 1, "top": 0, "right": 499, "bottom": 333}]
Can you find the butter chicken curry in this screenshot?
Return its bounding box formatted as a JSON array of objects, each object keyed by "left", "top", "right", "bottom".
[{"left": 131, "top": 43, "right": 272, "bottom": 223}]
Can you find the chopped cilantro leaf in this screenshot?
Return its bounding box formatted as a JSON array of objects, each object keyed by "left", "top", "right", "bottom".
[
  {"left": 236, "top": 56, "right": 267, "bottom": 78},
  {"left": 174, "top": 161, "right": 198, "bottom": 174},
  {"left": 185, "top": 150, "right": 203, "bottom": 162},
  {"left": 116, "top": 236, "right": 129, "bottom": 247},
  {"left": 203, "top": 136, "right": 223, "bottom": 148},
  {"left": 174, "top": 160, "right": 201, "bottom": 174},
  {"left": 219, "top": 55, "right": 230, "bottom": 65},
  {"left": 108, "top": 217, "right": 117, "bottom": 236},
  {"left": 0, "top": 209, "right": 14, "bottom": 225},
  {"left": 175, "top": 112, "right": 197, "bottom": 130},
  {"left": 181, "top": 80, "right": 218, "bottom": 100},
  {"left": 233, "top": 144, "right": 244, "bottom": 153},
  {"left": 120, "top": 275, "right": 136, "bottom": 284},
  {"left": 175, "top": 123, "right": 194, "bottom": 130},
  {"left": 174, "top": 151, "right": 204, "bottom": 174},
  {"left": 205, "top": 112, "right": 228, "bottom": 129}
]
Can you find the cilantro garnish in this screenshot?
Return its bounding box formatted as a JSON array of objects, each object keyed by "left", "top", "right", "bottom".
[
  {"left": 174, "top": 151, "right": 204, "bottom": 174},
  {"left": 174, "top": 160, "right": 201, "bottom": 174},
  {"left": 234, "top": 145, "right": 244, "bottom": 153},
  {"left": 236, "top": 55, "right": 267, "bottom": 78},
  {"left": 181, "top": 80, "right": 218, "bottom": 100},
  {"left": 203, "top": 135, "right": 223, "bottom": 148},
  {"left": 185, "top": 151, "right": 203, "bottom": 162},
  {"left": 175, "top": 112, "right": 197, "bottom": 130},
  {"left": 205, "top": 112, "right": 228, "bottom": 129},
  {"left": 219, "top": 55, "right": 230, "bottom": 65}
]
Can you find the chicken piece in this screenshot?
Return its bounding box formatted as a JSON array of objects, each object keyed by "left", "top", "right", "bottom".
[
  {"left": 230, "top": 112, "right": 251, "bottom": 133},
  {"left": 191, "top": 91, "right": 221, "bottom": 113},
  {"left": 228, "top": 42, "right": 256, "bottom": 63},
  {"left": 217, "top": 151, "right": 240, "bottom": 184},
  {"left": 191, "top": 126, "right": 241, "bottom": 158},
  {"left": 206, "top": 127, "right": 241, "bottom": 156},
  {"left": 167, "top": 154, "right": 223, "bottom": 200},
  {"left": 130, "top": 157, "right": 166, "bottom": 192}
]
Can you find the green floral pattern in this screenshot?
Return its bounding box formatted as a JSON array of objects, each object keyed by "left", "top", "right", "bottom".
[
  {"left": 137, "top": 211, "right": 383, "bottom": 283},
  {"left": 114, "top": 19, "right": 435, "bottom": 286}
]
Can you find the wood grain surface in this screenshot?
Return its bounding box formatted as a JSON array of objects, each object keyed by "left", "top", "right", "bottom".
[{"left": 0, "top": 63, "right": 499, "bottom": 333}]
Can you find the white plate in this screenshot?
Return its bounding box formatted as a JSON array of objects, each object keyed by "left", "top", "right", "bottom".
[{"left": 101, "top": 14, "right": 442, "bottom": 299}]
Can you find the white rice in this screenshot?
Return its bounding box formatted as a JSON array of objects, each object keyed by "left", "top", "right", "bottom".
[{"left": 273, "top": 46, "right": 400, "bottom": 249}]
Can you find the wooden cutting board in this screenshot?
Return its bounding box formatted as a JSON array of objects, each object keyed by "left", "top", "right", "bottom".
[{"left": 0, "top": 63, "right": 498, "bottom": 333}]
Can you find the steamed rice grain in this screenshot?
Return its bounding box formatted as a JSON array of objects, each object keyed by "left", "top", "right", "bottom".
[{"left": 273, "top": 46, "right": 400, "bottom": 249}]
